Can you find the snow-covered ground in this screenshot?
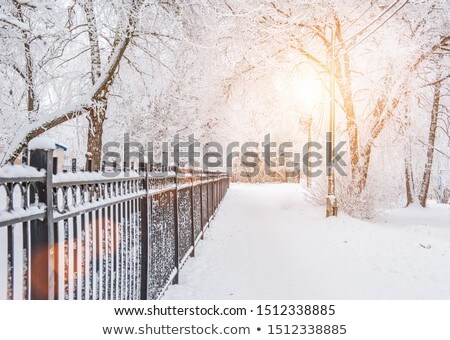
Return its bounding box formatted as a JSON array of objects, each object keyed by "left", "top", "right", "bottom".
[{"left": 163, "top": 183, "right": 450, "bottom": 299}]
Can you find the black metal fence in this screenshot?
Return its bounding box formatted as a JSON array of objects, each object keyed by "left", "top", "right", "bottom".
[{"left": 0, "top": 148, "right": 229, "bottom": 300}]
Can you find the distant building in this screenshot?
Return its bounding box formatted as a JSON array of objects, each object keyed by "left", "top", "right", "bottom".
[
  {"left": 16, "top": 143, "right": 68, "bottom": 173},
  {"left": 54, "top": 143, "right": 68, "bottom": 173}
]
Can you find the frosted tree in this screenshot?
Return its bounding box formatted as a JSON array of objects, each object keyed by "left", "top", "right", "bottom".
[
  {"left": 215, "top": 0, "right": 449, "bottom": 211},
  {"left": 0, "top": 0, "right": 69, "bottom": 156},
  {"left": 2, "top": 0, "right": 147, "bottom": 169}
]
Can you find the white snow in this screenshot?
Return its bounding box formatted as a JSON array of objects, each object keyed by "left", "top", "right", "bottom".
[
  {"left": 0, "top": 164, "right": 45, "bottom": 178},
  {"left": 163, "top": 183, "right": 450, "bottom": 299},
  {"left": 0, "top": 205, "right": 45, "bottom": 223},
  {"left": 53, "top": 170, "right": 141, "bottom": 183},
  {"left": 28, "top": 137, "right": 56, "bottom": 150},
  {"left": 53, "top": 190, "right": 146, "bottom": 219},
  {"left": 0, "top": 15, "right": 29, "bottom": 31},
  {"left": 15, "top": 0, "right": 47, "bottom": 8}
]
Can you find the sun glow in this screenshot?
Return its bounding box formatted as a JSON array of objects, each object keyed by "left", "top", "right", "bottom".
[
  {"left": 274, "top": 67, "right": 324, "bottom": 112},
  {"left": 290, "top": 76, "right": 323, "bottom": 110}
]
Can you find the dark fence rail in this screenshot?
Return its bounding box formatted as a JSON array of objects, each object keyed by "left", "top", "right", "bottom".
[{"left": 0, "top": 148, "right": 229, "bottom": 300}]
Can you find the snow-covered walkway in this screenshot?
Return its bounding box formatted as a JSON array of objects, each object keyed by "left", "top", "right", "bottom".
[{"left": 163, "top": 184, "right": 450, "bottom": 299}]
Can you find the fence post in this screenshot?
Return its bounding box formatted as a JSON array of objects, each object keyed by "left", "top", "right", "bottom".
[
  {"left": 29, "top": 148, "right": 55, "bottom": 300},
  {"left": 86, "top": 159, "right": 92, "bottom": 172},
  {"left": 173, "top": 166, "right": 180, "bottom": 284},
  {"left": 206, "top": 172, "right": 210, "bottom": 224},
  {"left": 212, "top": 173, "right": 215, "bottom": 212},
  {"left": 22, "top": 148, "right": 28, "bottom": 165},
  {"left": 190, "top": 170, "right": 195, "bottom": 257},
  {"left": 139, "top": 162, "right": 149, "bottom": 299},
  {"left": 53, "top": 157, "right": 58, "bottom": 175},
  {"left": 199, "top": 172, "right": 204, "bottom": 240}
]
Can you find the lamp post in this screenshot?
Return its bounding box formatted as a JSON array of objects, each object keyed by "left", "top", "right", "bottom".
[
  {"left": 299, "top": 113, "right": 313, "bottom": 188},
  {"left": 326, "top": 25, "right": 338, "bottom": 217},
  {"left": 306, "top": 115, "right": 312, "bottom": 188}
]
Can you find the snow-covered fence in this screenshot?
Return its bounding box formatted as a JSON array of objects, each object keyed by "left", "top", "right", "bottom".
[{"left": 0, "top": 148, "right": 229, "bottom": 300}]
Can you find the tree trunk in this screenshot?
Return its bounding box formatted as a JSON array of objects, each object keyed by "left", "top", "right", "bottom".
[
  {"left": 418, "top": 79, "right": 442, "bottom": 207},
  {"left": 336, "top": 74, "right": 360, "bottom": 182},
  {"left": 402, "top": 105, "right": 415, "bottom": 207},
  {"left": 83, "top": 0, "right": 102, "bottom": 84},
  {"left": 334, "top": 22, "right": 360, "bottom": 181},
  {"left": 84, "top": 0, "right": 105, "bottom": 171},
  {"left": 405, "top": 157, "right": 414, "bottom": 206},
  {"left": 13, "top": 2, "right": 36, "bottom": 118},
  {"left": 86, "top": 99, "right": 107, "bottom": 170}
]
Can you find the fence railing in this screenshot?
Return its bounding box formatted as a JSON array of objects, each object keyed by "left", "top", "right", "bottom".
[{"left": 0, "top": 148, "right": 229, "bottom": 300}]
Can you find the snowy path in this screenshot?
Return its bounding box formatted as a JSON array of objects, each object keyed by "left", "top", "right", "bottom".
[{"left": 163, "top": 184, "right": 450, "bottom": 299}]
